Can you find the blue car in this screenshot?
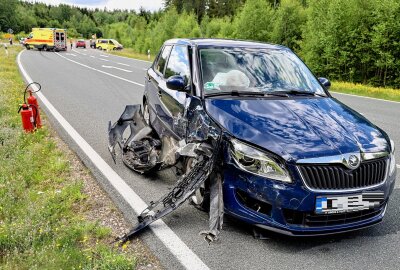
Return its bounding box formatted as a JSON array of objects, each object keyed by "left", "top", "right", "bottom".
[{"left": 140, "top": 38, "right": 397, "bottom": 236}]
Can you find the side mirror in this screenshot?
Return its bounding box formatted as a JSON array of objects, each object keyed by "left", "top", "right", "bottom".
[
  {"left": 318, "top": 77, "right": 331, "bottom": 90},
  {"left": 166, "top": 75, "right": 186, "bottom": 91}
]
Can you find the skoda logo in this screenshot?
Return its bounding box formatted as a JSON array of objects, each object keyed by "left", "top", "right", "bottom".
[{"left": 347, "top": 155, "right": 360, "bottom": 169}]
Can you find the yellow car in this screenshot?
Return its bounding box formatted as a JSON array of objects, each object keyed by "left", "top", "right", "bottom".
[{"left": 96, "top": 39, "right": 123, "bottom": 51}]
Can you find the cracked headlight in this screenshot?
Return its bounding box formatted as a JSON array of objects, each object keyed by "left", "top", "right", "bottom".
[
  {"left": 230, "top": 139, "right": 291, "bottom": 183},
  {"left": 389, "top": 139, "right": 396, "bottom": 177}
]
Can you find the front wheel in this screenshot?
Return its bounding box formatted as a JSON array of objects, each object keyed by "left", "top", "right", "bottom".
[
  {"left": 142, "top": 100, "right": 150, "bottom": 126},
  {"left": 186, "top": 158, "right": 210, "bottom": 212}
]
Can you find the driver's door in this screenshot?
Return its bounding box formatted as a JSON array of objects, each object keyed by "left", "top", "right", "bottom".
[{"left": 159, "top": 45, "right": 191, "bottom": 139}]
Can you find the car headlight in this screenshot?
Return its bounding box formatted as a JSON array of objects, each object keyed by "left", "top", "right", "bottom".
[
  {"left": 389, "top": 139, "right": 396, "bottom": 176},
  {"left": 230, "top": 139, "right": 291, "bottom": 183}
]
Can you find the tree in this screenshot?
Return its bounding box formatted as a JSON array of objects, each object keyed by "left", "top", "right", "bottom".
[
  {"left": 271, "top": 0, "right": 306, "bottom": 51},
  {"left": 0, "top": 0, "right": 18, "bottom": 32},
  {"left": 234, "top": 0, "right": 275, "bottom": 42}
]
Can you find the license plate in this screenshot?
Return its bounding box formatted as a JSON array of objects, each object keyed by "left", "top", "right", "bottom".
[{"left": 315, "top": 192, "right": 384, "bottom": 214}]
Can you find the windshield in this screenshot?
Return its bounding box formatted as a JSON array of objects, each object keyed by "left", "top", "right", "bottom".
[{"left": 199, "top": 47, "right": 326, "bottom": 95}]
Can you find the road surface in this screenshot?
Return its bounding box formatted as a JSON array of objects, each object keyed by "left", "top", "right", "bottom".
[{"left": 19, "top": 48, "right": 400, "bottom": 270}]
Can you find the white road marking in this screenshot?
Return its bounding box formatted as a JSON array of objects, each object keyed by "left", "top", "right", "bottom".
[
  {"left": 18, "top": 50, "right": 209, "bottom": 270},
  {"left": 116, "top": 62, "right": 130, "bottom": 67},
  {"left": 397, "top": 164, "right": 400, "bottom": 169},
  {"left": 90, "top": 55, "right": 95, "bottom": 58},
  {"left": 55, "top": 52, "right": 143, "bottom": 87},
  {"left": 72, "top": 49, "right": 86, "bottom": 56},
  {"left": 65, "top": 53, "right": 76, "bottom": 56},
  {"left": 100, "top": 54, "right": 109, "bottom": 57},
  {"left": 143, "top": 68, "right": 148, "bottom": 71},
  {"left": 101, "top": 65, "right": 132, "bottom": 73},
  {"left": 99, "top": 58, "right": 109, "bottom": 62},
  {"left": 332, "top": 91, "right": 400, "bottom": 104}
]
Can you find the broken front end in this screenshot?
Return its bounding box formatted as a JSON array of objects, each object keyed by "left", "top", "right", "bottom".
[{"left": 108, "top": 98, "right": 224, "bottom": 243}]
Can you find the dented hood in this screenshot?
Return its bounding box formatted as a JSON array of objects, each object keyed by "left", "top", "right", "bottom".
[{"left": 205, "top": 97, "right": 390, "bottom": 162}]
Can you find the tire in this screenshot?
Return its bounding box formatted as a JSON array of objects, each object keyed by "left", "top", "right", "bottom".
[
  {"left": 186, "top": 158, "right": 210, "bottom": 212},
  {"left": 113, "top": 47, "right": 117, "bottom": 51},
  {"left": 26, "top": 45, "right": 30, "bottom": 50},
  {"left": 142, "top": 100, "right": 150, "bottom": 126},
  {"left": 43, "top": 45, "right": 47, "bottom": 51}
]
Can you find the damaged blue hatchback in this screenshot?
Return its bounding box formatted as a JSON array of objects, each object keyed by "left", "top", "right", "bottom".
[{"left": 111, "top": 38, "right": 397, "bottom": 241}]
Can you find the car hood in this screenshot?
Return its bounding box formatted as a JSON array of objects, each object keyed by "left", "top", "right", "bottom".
[{"left": 205, "top": 97, "right": 389, "bottom": 162}]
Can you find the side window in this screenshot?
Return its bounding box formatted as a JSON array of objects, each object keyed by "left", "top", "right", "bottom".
[
  {"left": 155, "top": 45, "right": 172, "bottom": 75},
  {"left": 164, "top": 45, "right": 190, "bottom": 84}
]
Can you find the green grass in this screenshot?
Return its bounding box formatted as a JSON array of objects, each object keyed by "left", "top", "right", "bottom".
[
  {"left": 108, "top": 48, "right": 154, "bottom": 62},
  {"left": 0, "top": 47, "right": 135, "bottom": 269},
  {"left": 331, "top": 81, "right": 400, "bottom": 102}
]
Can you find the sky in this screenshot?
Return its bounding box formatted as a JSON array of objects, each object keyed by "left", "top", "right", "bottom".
[{"left": 32, "top": 0, "right": 164, "bottom": 11}]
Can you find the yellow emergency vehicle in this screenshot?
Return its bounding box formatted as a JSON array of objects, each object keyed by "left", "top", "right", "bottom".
[
  {"left": 95, "top": 39, "right": 123, "bottom": 51},
  {"left": 25, "top": 28, "right": 67, "bottom": 51}
]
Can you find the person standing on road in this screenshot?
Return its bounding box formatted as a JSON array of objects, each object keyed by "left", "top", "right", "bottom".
[
  {"left": 70, "top": 39, "right": 73, "bottom": 50},
  {"left": 9, "top": 38, "right": 13, "bottom": 45}
]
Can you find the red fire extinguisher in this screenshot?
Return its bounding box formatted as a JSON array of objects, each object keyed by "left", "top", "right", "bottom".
[
  {"left": 18, "top": 104, "right": 35, "bottom": 132},
  {"left": 27, "top": 90, "right": 42, "bottom": 128},
  {"left": 18, "top": 82, "right": 42, "bottom": 132}
]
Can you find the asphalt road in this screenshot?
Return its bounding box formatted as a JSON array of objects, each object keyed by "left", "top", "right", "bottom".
[{"left": 19, "top": 48, "right": 400, "bottom": 270}]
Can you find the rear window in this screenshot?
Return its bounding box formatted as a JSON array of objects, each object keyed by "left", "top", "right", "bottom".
[{"left": 155, "top": 45, "right": 172, "bottom": 75}]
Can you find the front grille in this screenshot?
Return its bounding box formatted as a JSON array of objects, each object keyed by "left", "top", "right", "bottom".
[
  {"left": 283, "top": 201, "right": 386, "bottom": 227},
  {"left": 298, "top": 157, "right": 387, "bottom": 190}
]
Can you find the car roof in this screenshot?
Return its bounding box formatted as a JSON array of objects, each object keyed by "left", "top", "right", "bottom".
[{"left": 163, "top": 38, "right": 288, "bottom": 50}]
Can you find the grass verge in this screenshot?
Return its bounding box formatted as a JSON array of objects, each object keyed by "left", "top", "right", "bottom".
[
  {"left": 108, "top": 48, "right": 154, "bottom": 62},
  {"left": 331, "top": 81, "right": 400, "bottom": 102},
  {"left": 0, "top": 46, "right": 136, "bottom": 268}
]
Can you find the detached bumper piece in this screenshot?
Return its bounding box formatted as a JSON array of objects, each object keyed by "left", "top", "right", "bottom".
[{"left": 116, "top": 146, "right": 219, "bottom": 243}]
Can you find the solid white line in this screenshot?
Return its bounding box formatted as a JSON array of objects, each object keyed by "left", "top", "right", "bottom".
[
  {"left": 18, "top": 50, "right": 209, "bottom": 270},
  {"left": 331, "top": 91, "right": 400, "bottom": 104},
  {"left": 55, "top": 52, "right": 144, "bottom": 87},
  {"left": 102, "top": 65, "right": 132, "bottom": 73}
]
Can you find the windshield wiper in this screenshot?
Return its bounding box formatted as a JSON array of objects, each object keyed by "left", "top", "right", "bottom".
[
  {"left": 275, "top": 89, "right": 326, "bottom": 97},
  {"left": 205, "top": 90, "right": 265, "bottom": 97},
  {"left": 205, "top": 89, "right": 288, "bottom": 98}
]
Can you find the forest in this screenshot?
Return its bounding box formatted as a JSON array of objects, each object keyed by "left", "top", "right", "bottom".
[{"left": 1, "top": 0, "right": 399, "bottom": 88}]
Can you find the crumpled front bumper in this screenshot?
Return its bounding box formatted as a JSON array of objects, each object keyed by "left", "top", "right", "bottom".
[{"left": 223, "top": 156, "right": 396, "bottom": 236}]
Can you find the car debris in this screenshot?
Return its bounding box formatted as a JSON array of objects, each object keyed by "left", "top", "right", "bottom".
[{"left": 108, "top": 97, "right": 224, "bottom": 243}]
